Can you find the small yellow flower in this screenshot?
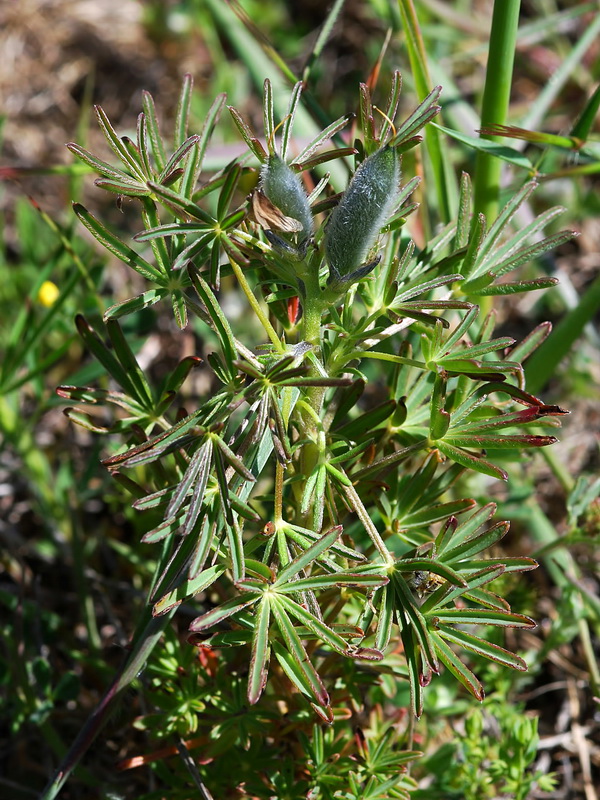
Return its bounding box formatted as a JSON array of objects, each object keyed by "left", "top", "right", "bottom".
[{"left": 37, "top": 280, "right": 60, "bottom": 307}]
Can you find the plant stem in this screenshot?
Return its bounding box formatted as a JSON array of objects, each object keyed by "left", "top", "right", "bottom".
[
  {"left": 341, "top": 478, "right": 393, "bottom": 565},
  {"left": 274, "top": 461, "right": 284, "bottom": 523},
  {"left": 228, "top": 257, "right": 285, "bottom": 353},
  {"left": 473, "top": 0, "right": 521, "bottom": 221}
]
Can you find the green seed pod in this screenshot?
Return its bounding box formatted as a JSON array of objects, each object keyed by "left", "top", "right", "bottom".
[
  {"left": 325, "top": 146, "right": 400, "bottom": 280},
  {"left": 260, "top": 155, "right": 314, "bottom": 236}
]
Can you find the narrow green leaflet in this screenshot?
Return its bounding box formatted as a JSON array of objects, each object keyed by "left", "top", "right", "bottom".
[
  {"left": 189, "top": 266, "right": 238, "bottom": 377},
  {"left": 248, "top": 597, "right": 271, "bottom": 704},
  {"left": 153, "top": 564, "right": 225, "bottom": 616},
  {"left": 73, "top": 204, "right": 163, "bottom": 282},
  {"left": 432, "top": 123, "right": 532, "bottom": 169}
]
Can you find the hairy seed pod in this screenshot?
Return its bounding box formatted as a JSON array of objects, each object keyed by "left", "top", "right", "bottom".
[
  {"left": 325, "top": 146, "right": 400, "bottom": 279},
  {"left": 260, "top": 155, "right": 314, "bottom": 236}
]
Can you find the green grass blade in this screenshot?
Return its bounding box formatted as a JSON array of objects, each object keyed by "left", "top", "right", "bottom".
[
  {"left": 397, "top": 0, "right": 456, "bottom": 222},
  {"left": 521, "top": 14, "right": 600, "bottom": 132},
  {"left": 472, "top": 0, "right": 521, "bottom": 220},
  {"left": 525, "top": 272, "right": 600, "bottom": 394}
]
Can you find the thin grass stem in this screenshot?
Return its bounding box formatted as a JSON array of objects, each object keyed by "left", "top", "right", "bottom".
[{"left": 473, "top": 0, "right": 521, "bottom": 221}]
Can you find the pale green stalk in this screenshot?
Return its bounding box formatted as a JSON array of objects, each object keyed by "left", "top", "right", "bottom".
[{"left": 473, "top": 0, "right": 521, "bottom": 220}]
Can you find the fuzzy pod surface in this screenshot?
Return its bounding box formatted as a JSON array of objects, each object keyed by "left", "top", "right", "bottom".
[
  {"left": 325, "top": 147, "right": 401, "bottom": 278},
  {"left": 260, "top": 155, "right": 314, "bottom": 236}
]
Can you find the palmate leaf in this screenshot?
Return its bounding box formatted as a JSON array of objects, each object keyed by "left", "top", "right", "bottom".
[
  {"left": 366, "top": 497, "right": 538, "bottom": 707},
  {"left": 453, "top": 178, "right": 576, "bottom": 293},
  {"left": 184, "top": 519, "right": 387, "bottom": 710},
  {"left": 381, "top": 450, "right": 476, "bottom": 535},
  {"left": 58, "top": 316, "right": 168, "bottom": 426}
]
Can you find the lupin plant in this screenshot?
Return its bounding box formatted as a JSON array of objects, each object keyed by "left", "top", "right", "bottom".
[{"left": 50, "top": 71, "right": 573, "bottom": 797}]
